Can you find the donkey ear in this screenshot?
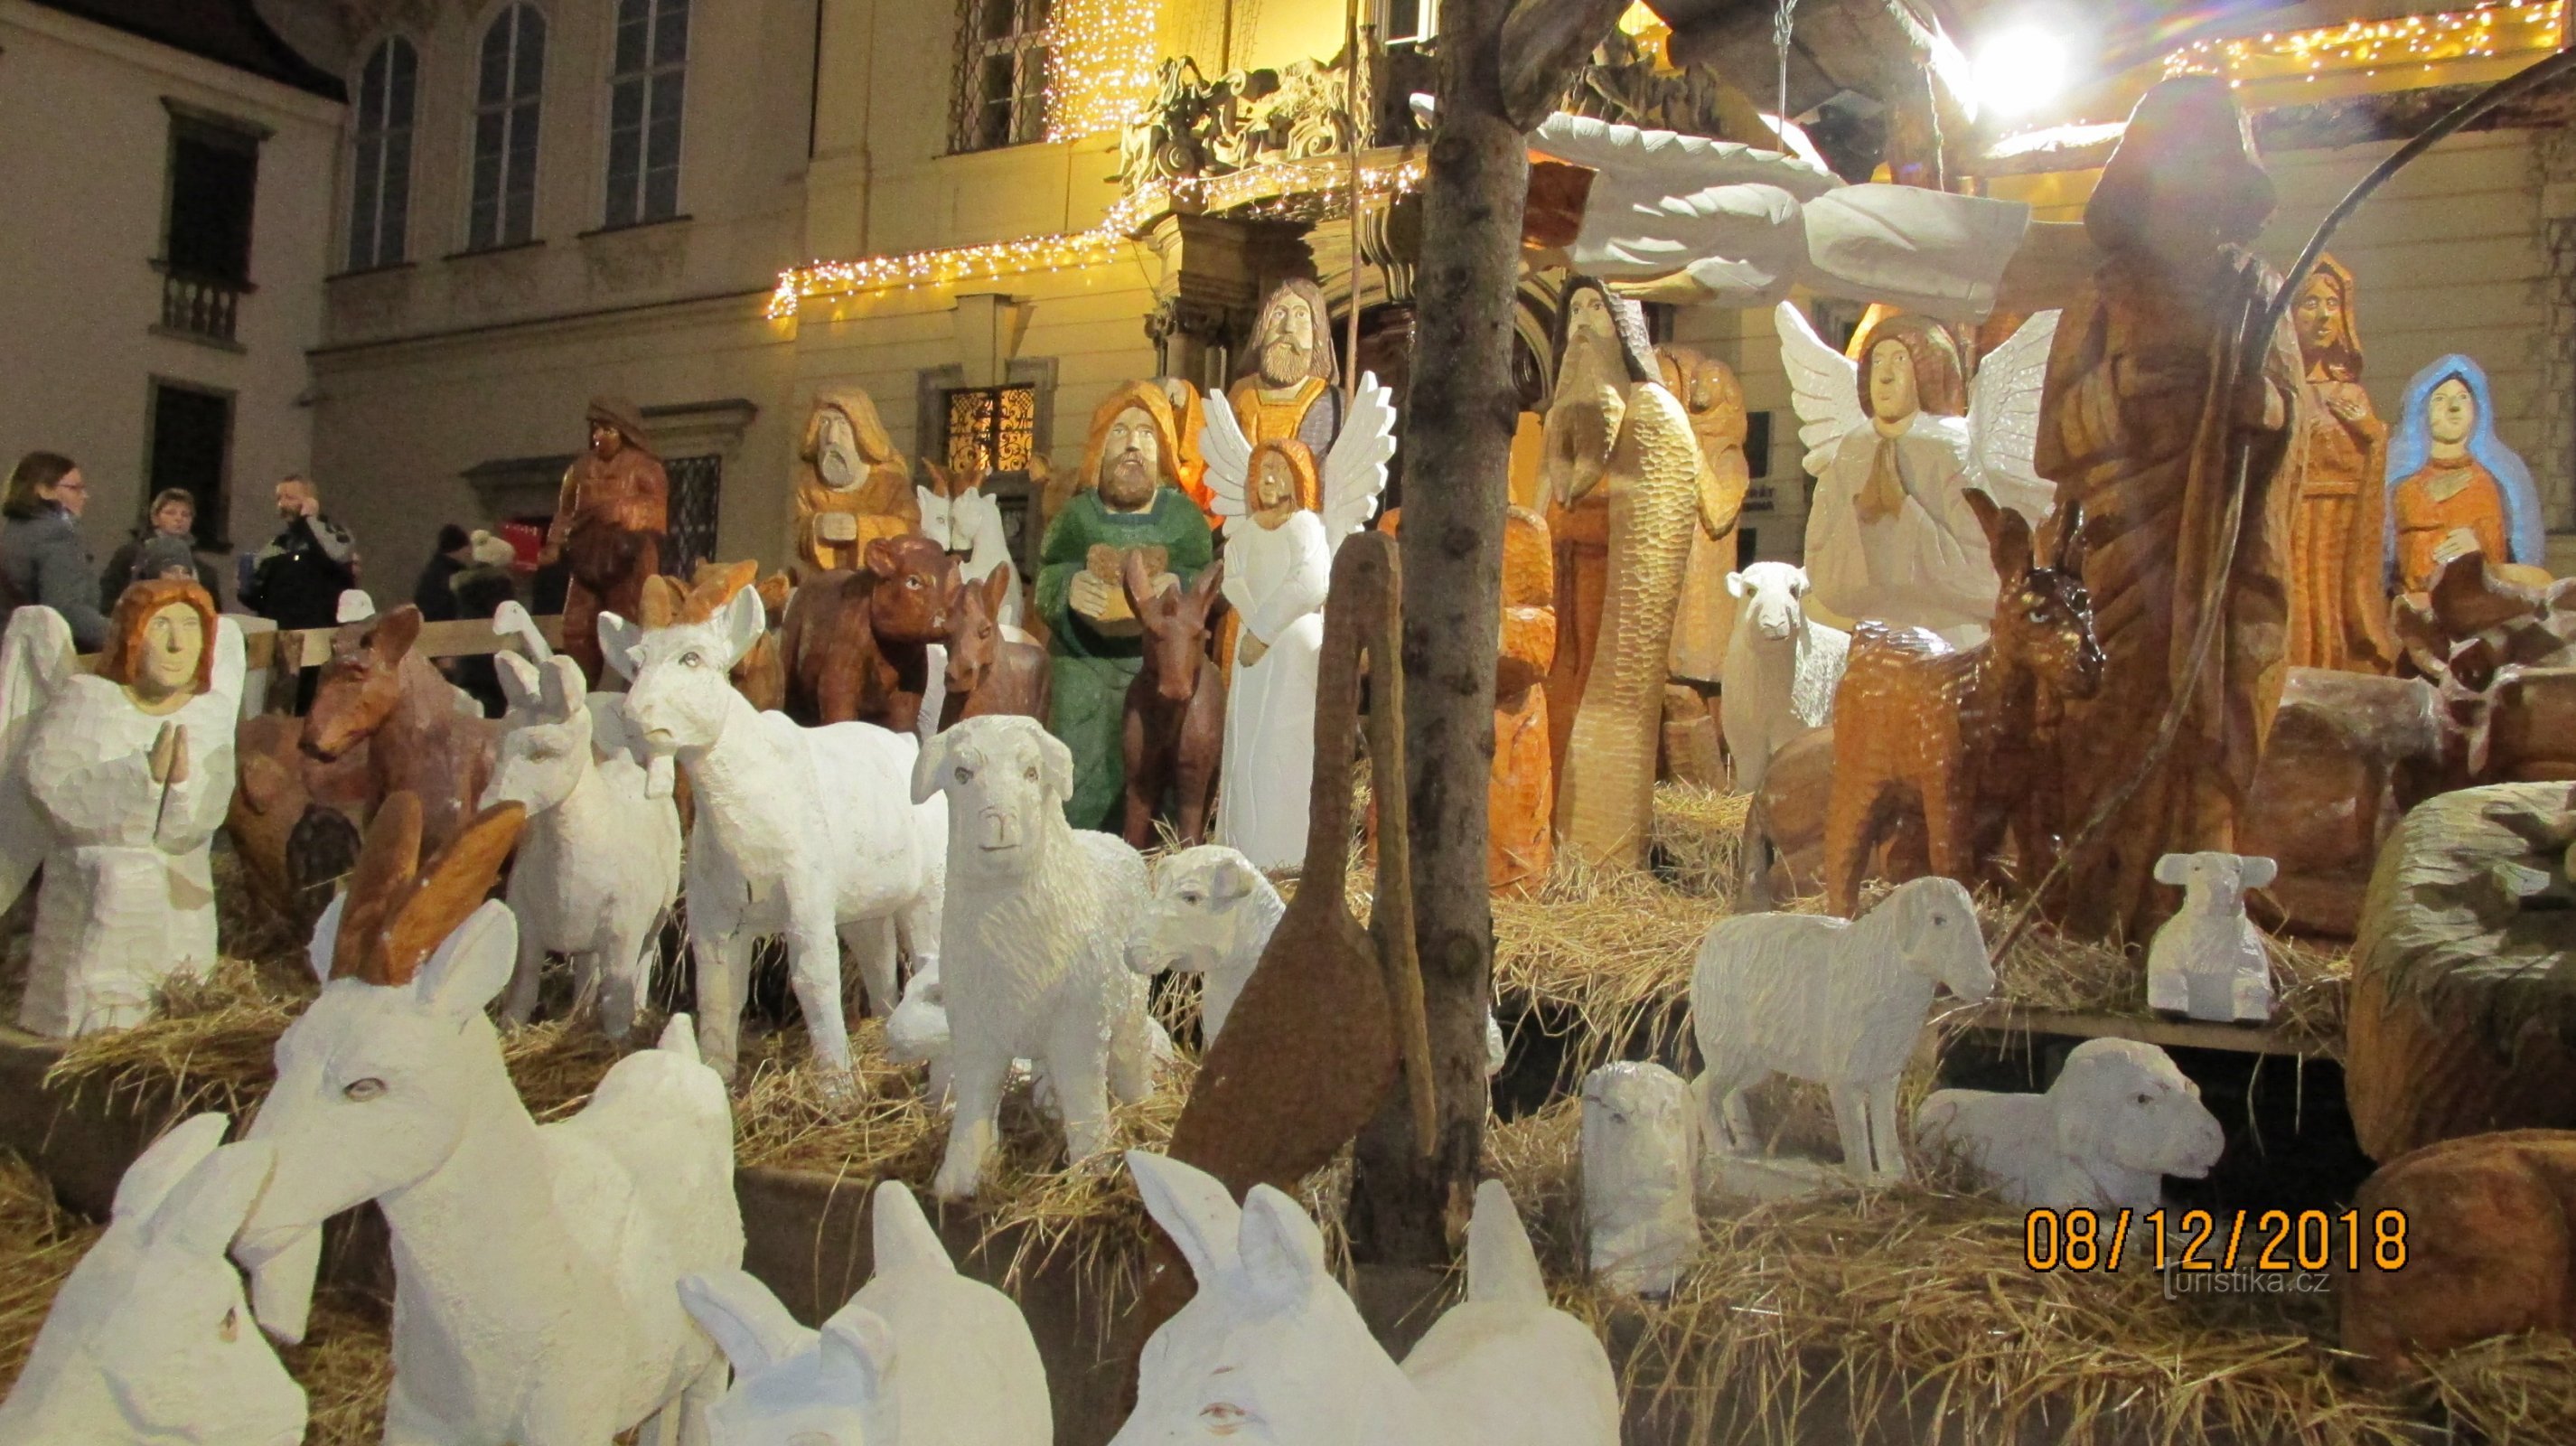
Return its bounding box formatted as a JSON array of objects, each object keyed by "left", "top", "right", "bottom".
[
  {"left": 2053, "top": 500, "right": 2090, "bottom": 577},
  {"left": 679, "top": 1270, "right": 815, "bottom": 1378},
  {"left": 1119, "top": 549, "right": 1155, "bottom": 607},
  {"left": 114, "top": 1113, "right": 233, "bottom": 1225},
  {"left": 597, "top": 613, "right": 642, "bottom": 681},
  {"left": 145, "top": 1140, "right": 274, "bottom": 1259},
  {"left": 981, "top": 566, "right": 1012, "bottom": 615},
  {"left": 495, "top": 652, "right": 544, "bottom": 714},
  {"left": 1127, "top": 1150, "right": 1241, "bottom": 1285},
  {"left": 1193, "top": 558, "right": 1226, "bottom": 606},
  {"left": 540, "top": 657, "right": 584, "bottom": 721},
  {"left": 720, "top": 583, "right": 768, "bottom": 669},
  {"left": 1963, "top": 490, "right": 2030, "bottom": 579},
  {"left": 1238, "top": 1185, "right": 1330, "bottom": 1310},
  {"left": 370, "top": 605, "right": 425, "bottom": 662}
]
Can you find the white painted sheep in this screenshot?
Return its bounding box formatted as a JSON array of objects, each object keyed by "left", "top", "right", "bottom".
[
  {"left": 2146, "top": 851, "right": 2279, "bottom": 1023},
  {"left": 679, "top": 1179, "right": 1050, "bottom": 1446},
  {"left": 885, "top": 956, "right": 1176, "bottom": 1113},
  {"left": 1115, "top": 1150, "right": 1619, "bottom": 1446},
  {"left": 606, "top": 582, "right": 948, "bottom": 1084},
  {"left": 0, "top": 1116, "right": 304, "bottom": 1446},
  {"left": 1916, "top": 1038, "right": 2225, "bottom": 1212},
  {"left": 912, "top": 713, "right": 1157, "bottom": 1198},
  {"left": 1691, "top": 874, "right": 1993, "bottom": 1182},
  {"left": 1719, "top": 561, "right": 1848, "bottom": 797},
  {"left": 1580, "top": 1061, "right": 1697, "bottom": 1296},
  {"left": 482, "top": 652, "right": 682, "bottom": 1041}
]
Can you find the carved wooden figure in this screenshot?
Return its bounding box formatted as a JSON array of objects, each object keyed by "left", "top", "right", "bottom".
[
  {"left": 2289, "top": 257, "right": 2397, "bottom": 671},
  {"left": 2342, "top": 1129, "right": 2576, "bottom": 1378},
  {"left": 796, "top": 387, "right": 921, "bottom": 574},
  {"left": 224, "top": 711, "right": 364, "bottom": 934},
  {"left": 1657, "top": 345, "right": 1753, "bottom": 685},
  {"left": 1119, "top": 1153, "right": 1620, "bottom": 1446},
  {"left": 605, "top": 577, "right": 948, "bottom": 1083},
  {"left": 230, "top": 795, "right": 745, "bottom": 1446},
  {"left": 484, "top": 652, "right": 683, "bottom": 1041},
  {"left": 1546, "top": 279, "right": 1703, "bottom": 869},
  {"left": 1691, "top": 875, "right": 1993, "bottom": 1185},
  {"left": 301, "top": 603, "right": 500, "bottom": 854},
  {"left": 2386, "top": 354, "right": 2548, "bottom": 595},
  {"left": 2145, "top": 851, "right": 2278, "bottom": 1022},
  {"left": 782, "top": 536, "right": 963, "bottom": 732},
  {"left": 1, "top": 584, "right": 245, "bottom": 1037},
  {"left": 1126, "top": 844, "right": 1285, "bottom": 1044},
  {"left": 1580, "top": 1061, "right": 1697, "bottom": 1296},
  {"left": 544, "top": 396, "right": 670, "bottom": 688},
  {"left": 679, "top": 1181, "right": 1052, "bottom": 1446},
  {"left": 908, "top": 713, "right": 1158, "bottom": 1197},
  {"left": 1494, "top": 506, "right": 1558, "bottom": 894},
  {"left": 1227, "top": 278, "right": 1347, "bottom": 467},
  {"left": 1119, "top": 551, "right": 1226, "bottom": 850},
  {"left": 0, "top": 1116, "right": 303, "bottom": 1446},
  {"left": 1824, "top": 494, "right": 2102, "bottom": 915},
  {"left": 941, "top": 564, "right": 1052, "bottom": 726},
  {"left": 1719, "top": 562, "right": 1849, "bottom": 798},
  {"left": 1916, "top": 1038, "right": 2224, "bottom": 1211}
]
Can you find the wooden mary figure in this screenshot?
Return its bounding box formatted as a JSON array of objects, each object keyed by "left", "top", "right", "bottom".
[
  {"left": 2384, "top": 354, "right": 2546, "bottom": 595},
  {"left": 0, "top": 580, "right": 245, "bottom": 1036},
  {"left": 1783, "top": 303, "right": 2059, "bottom": 646},
  {"left": 2290, "top": 258, "right": 2397, "bottom": 671},
  {"left": 1199, "top": 376, "right": 1398, "bottom": 869}
]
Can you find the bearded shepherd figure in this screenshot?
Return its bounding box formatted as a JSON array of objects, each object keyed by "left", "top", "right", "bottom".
[
  {"left": 1227, "top": 278, "right": 1345, "bottom": 485},
  {"left": 544, "top": 396, "right": 668, "bottom": 688}
]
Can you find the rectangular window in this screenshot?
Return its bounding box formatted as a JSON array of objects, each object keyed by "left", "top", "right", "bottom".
[
  {"left": 1381, "top": 0, "right": 1434, "bottom": 45},
  {"left": 951, "top": 0, "right": 1052, "bottom": 153},
  {"left": 348, "top": 38, "right": 417, "bottom": 270},
  {"left": 470, "top": 5, "right": 548, "bottom": 249},
  {"left": 606, "top": 0, "right": 688, "bottom": 227},
  {"left": 164, "top": 116, "right": 260, "bottom": 285},
  {"left": 665, "top": 454, "right": 722, "bottom": 575},
  {"left": 1742, "top": 409, "right": 1775, "bottom": 512},
  {"left": 942, "top": 384, "right": 1037, "bottom": 474},
  {"left": 145, "top": 382, "right": 234, "bottom": 548}
]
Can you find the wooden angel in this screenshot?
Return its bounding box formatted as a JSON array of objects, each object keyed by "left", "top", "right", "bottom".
[
  {"left": 1782, "top": 302, "right": 2061, "bottom": 646},
  {"left": 1196, "top": 371, "right": 1398, "bottom": 870},
  {"left": 0, "top": 580, "right": 246, "bottom": 1036}
]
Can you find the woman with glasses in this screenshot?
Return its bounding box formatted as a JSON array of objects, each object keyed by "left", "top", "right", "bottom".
[{"left": 1, "top": 452, "right": 109, "bottom": 650}]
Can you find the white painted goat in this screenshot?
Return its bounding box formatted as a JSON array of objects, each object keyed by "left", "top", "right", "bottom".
[
  {"left": 1719, "top": 561, "right": 1848, "bottom": 796},
  {"left": 1917, "top": 1038, "right": 2225, "bottom": 1213},
  {"left": 1580, "top": 1060, "right": 1698, "bottom": 1295},
  {"left": 606, "top": 582, "right": 947, "bottom": 1082},
  {"left": 1115, "top": 1150, "right": 1619, "bottom": 1446},
  {"left": 2146, "top": 851, "right": 2279, "bottom": 1023},
  {"left": 0, "top": 1116, "right": 303, "bottom": 1446},
  {"left": 483, "top": 652, "right": 682, "bottom": 1040},
  {"left": 1691, "top": 874, "right": 1993, "bottom": 1182},
  {"left": 679, "top": 1180, "right": 1051, "bottom": 1446}
]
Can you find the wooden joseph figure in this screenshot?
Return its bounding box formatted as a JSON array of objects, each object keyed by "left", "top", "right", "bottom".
[
  {"left": 545, "top": 396, "right": 669, "bottom": 688},
  {"left": 1545, "top": 278, "right": 1701, "bottom": 870},
  {"left": 2288, "top": 255, "right": 2397, "bottom": 672},
  {"left": 794, "top": 387, "right": 921, "bottom": 575},
  {"left": 2037, "top": 76, "right": 2308, "bottom": 942}
]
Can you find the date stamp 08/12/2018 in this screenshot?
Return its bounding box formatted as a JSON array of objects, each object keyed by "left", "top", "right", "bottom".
[{"left": 2023, "top": 1207, "right": 2410, "bottom": 1277}]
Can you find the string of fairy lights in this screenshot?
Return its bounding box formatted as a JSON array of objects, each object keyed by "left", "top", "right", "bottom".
[
  {"left": 1043, "top": 0, "right": 1160, "bottom": 142},
  {"left": 2161, "top": 0, "right": 2565, "bottom": 85}
]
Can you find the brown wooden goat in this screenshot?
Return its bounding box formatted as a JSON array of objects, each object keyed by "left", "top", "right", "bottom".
[
  {"left": 779, "top": 535, "right": 960, "bottom": 730},
  {"left": 1822, "top": 493, "right": 2102, "bottom": 916},
  {"left": 301, "top": 605, "right": 500, "bottom": 855},
  {"left": 1119, "top": 549, "right": 1224, "bottom": 850},
  {"left": 940, "top": 566, "right": 1049, "bottom": 728}
]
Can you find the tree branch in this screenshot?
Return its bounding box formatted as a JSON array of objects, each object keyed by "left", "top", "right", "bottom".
[{"left": 1497, "top": 0, "right": 1637, "bottom": 129}]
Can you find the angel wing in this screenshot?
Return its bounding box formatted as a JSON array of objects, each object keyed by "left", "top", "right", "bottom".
[
  {"left": 1197, "top": 397, "right": 1254, "bottom": 521},
  {"left": 207, "top": 615, "right": 248, "bottom": 720},
  {"left": 1321, "top": 371, "right": 1399, "bottom": 550},
  {"left": 1774, "top": 302, "right": 1866, "bottom": 477},
  {"left": 1964, "top": 309, "right": 2063, "bottom": 515},
  {"left": 0, "top": 606, "right": 76, "bottom": 910}
]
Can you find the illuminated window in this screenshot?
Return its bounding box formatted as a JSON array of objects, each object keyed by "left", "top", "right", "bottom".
[
  {"left": 1381, "top": 0, "right": 1435, "bottom": 45},
  {"left": 347, "top": 37, "right": 417, "bottom": 270},
  {"left": 469, "top": 5, "right": 548, "bottom": 249},
  {"left": 952, "top": 0, "right": 1053, "bottom": 153},
  {"left": 943, "top": 385, "right": 1037, "bottom": 474},
  {"left": 606, "top": 0, "right": 688, "bottom": 227}
]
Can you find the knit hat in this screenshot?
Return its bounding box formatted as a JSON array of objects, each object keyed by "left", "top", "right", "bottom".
[
  {"left": 136, "top": 533, "right": 199, "bottom": 581},
  {"left": 468, "top": 531, "right": 517, "bottom": 568}
]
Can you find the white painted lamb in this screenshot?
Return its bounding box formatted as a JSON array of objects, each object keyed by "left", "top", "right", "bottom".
[
  {"left": 885, "top": 957, "right": 1177, "bottom": 1113},
  {"left": 679, "top": 1179, "right": 1051, "bottom": 1446},
  {"left": 1580, "top": 1060, "right": 1697, "bottom": 1295},
  {"left": 483, "top": 652, "right": 682, "bottom": 1041},
  {"left": 2146, "top": 851, "right": 2279, "bottom": 1023},
  {"left": 231, "top": 798, "right": 744, "bottom": 1446},
  {"left": 0, "top": 1116, "right": 304, "bottom": 1446},
  {"left": 1116, "top": 1150, "right": 1619, "bottom": 1446},
  {"left": 606, "top": 581, "right": 947, "bottom": 1083},
  {"left": 1691, "top": 874, "right": 1993, "bottom": 1182},
  {"left": 1719, "top": 561, "right": 1848, "bottom": 796},
  {"left": 911, "top": 713, "right": 1157, "bottom": 1198},
  {"left": 1916, "top": 1038, "right": 2225, "bottom": 1212}
]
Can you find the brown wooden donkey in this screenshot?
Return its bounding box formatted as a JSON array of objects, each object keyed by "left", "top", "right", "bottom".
[
  {"left": 301, "top": 605, "right": 501, "bottom": 854},
  {"left": 1119, "top": 550, "right": 1225, "bottom": 850}
]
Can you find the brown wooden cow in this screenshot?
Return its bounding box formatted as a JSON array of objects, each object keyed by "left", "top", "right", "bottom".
[
  {"left": 780, "top": 535, "right": 959, "bottom": 731},
  {"left": 1119, "top": 550, "right": 1224, "bottom": 850},
  {"left": 301, "top": 605, "right": 500, "bottom": 854}
]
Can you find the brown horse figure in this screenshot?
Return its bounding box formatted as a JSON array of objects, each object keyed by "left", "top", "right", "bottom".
[
  {"left": 780, "top": 535, "right": 960, "bottom": 730},
  {"left": 302, "top": 604, "right": 500, "bottom": 854},
  {"left": 1119, "top": 550, "right": 1224, "bottom": 850},
  {"left": 940, "top": 567, "right": 1049, "bottom": 728}
]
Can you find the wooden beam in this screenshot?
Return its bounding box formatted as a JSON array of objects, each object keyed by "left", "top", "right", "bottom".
[
  {"left": 1958, "top": 1001, "right": 2337, "bottom": 1060},
  {"left": 80, "top": 614, "right": 567, "bottom": 674}
]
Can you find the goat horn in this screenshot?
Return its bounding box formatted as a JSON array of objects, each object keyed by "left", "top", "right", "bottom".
[
  {"left": 333, "top": 793, "right": 426, "bottom": 984},
  {"left": 375, "top": 803, "right": 529, "bottom": 988}
]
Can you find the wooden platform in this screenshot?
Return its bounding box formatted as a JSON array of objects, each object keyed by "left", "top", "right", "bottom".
[{"left": 1958, "top": 1001, "right": 2337, "bottom": 1060}]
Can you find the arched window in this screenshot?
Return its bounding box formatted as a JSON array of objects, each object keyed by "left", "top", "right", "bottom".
[
  {"left": 347, "top": 36, "right": 417, "bottom": 270},
  {"left": 469, "top": 5, "right": 548, "bottom": 249},
  {"left": 605, "top": 0, "right": 687, "bottom": 227}
]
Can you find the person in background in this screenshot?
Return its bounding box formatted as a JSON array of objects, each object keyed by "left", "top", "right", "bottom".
[
  {"left": 445, "top": 531, "right": 523, "bottom": 718},
  {"left": 0, "top": 451, "right": 109, "bottom": 650},
  {"left": 240, "top": 475, "right": 359, "bottom": 632},
  {"left": 413, "top": 522, "right": 473, "bottom": 622},
  {"left": 99, "top": 487, "right": 221, "bottom": 607}
]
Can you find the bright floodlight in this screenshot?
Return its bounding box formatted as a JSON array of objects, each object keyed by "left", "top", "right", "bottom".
[{"left": 1972, "top": 28, "right": 2070, "bottom": 118}]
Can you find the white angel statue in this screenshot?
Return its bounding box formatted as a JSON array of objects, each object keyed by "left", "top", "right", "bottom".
[
  {"left": 1781, "top": 303, "right": 2061, "bottom": 646},
  {"left": 0, "top": 581, "right": 245, "bottom": 1036},
  {"left": 1197, "top": 371, "right": 1398, "bottom": 869}
]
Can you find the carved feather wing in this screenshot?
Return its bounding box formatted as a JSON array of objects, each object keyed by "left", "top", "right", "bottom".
[
  {"left": 1321, "top": 371, "right": 1399, "bottom": 552},
  {"left": 1774, "top": 302, "right": 1864, "bottom": 476},
  {"left": 0, "top": 606, "right": 75, "bottom": 911},
  {"left": 206, "top": 615, "right": 248, "bottom": 719},
  {"left": 1196, "top": 395, "right": 1254, "bottom": 520},
  {"left": 1964, "top": 309, "right": 2063, "bottom": 515},
  {"left": 1523, "top": 112, "right": 1841, "bottom": 202}
]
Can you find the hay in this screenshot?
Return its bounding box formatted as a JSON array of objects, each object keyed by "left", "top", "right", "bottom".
[{"left": 1647, "top": 784, "right": 1751, "bottom": 897}]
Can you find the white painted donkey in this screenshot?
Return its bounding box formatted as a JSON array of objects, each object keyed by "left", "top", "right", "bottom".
[
  {"left": 605, "top": 582, "right": 947, "bottom": 1083},
  {"left": 0, "top": 1115, "right": 304, "bottom": 1446},
  {"left": 484, "top": 651, "right": 683, "bottom": 1040}
]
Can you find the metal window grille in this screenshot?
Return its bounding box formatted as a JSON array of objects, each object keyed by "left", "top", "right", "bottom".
[
  {"left": 951, "top": 0, "right": 1053, "bottom": 153},
  {"left": 942, "top": 385, "right": 1037, "bottom": 474},
  {"left": 348, "top": 37, "right": 417, "bottom": 270},
  {"left": 665, "top": 454, "right": 721, "bottom": 575},
  {"left": 606, "top": 0, "right": 688, "bottom": 227},
  {"left": 470, "top": 5, "right": 548, "bottom": 250}
]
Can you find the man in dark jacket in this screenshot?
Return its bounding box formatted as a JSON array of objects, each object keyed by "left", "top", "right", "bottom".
[
  {"left": 100, "top": 488, "right": 222, "bottom": 608},
  {"left": 240, "top": 476, "right": 359, "bottom": 631},
  {"left": 412, "top": 523, "right": 473, "bottom": 622}
]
